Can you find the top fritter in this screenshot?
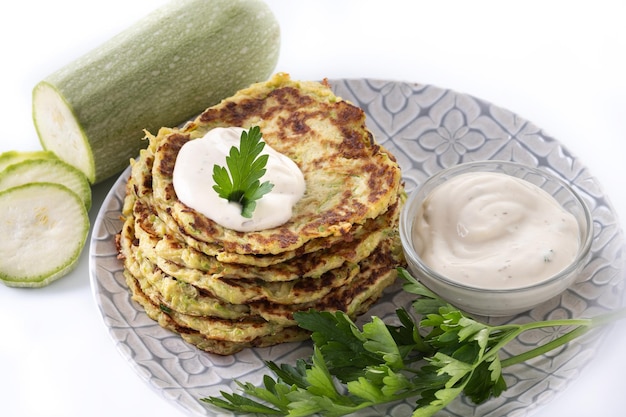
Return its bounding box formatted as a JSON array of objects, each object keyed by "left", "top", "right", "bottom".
[{"left": 149, "top": 73, "right": 403, "bottom": 256}]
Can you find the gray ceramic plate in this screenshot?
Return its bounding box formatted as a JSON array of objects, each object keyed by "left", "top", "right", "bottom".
[{"left": 89, "top": 79, "right": 625, "bottom": 417}]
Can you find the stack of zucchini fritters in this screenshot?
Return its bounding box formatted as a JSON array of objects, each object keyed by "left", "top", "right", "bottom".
[{"left": 117, "top": 73, "right": 405, "bottom": 355}]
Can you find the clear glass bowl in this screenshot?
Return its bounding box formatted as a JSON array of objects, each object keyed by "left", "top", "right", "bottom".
[{"left": 399, "top": 160, "right": 593, "bottom": 317}]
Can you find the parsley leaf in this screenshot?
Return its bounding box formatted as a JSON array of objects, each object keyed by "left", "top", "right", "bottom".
[{"left": 212, "top": 126, "right": 274, "bottom": 218}]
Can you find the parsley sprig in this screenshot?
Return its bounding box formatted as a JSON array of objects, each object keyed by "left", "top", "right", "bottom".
[
  {"left": 201, "top": 267, "right": 626, "bottom": 416},
  {"left": 212, "top": 126, "right": 274, "bottom": 218}
]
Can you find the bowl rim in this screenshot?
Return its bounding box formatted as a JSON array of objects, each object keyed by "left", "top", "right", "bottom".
[{"left": 399, "top": 160, "right": 594, "bottom": 294}]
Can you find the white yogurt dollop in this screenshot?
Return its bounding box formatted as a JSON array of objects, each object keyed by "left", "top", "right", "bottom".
[
  {"left": 412, "top": 172, "right": 580, "bottom": 289},
  {"left": 173, "top": 127, "right": 305, "bottom": 232}
]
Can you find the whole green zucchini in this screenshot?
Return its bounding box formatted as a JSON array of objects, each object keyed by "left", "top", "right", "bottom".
[{"left": 32, "top": 0, "right": 280, "bottom": 184}]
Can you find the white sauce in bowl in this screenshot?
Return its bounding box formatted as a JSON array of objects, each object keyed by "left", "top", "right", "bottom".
[
  {"left": 411, "top": 171, "right": 580, "bottom": 289},
  {"left": 173, "top": 127, "right": 305, "bottom": 232}
]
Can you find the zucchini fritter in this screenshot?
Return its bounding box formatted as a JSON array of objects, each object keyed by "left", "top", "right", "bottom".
[{"left": 117, "top": 73, "right": 405, "bottom": 355}]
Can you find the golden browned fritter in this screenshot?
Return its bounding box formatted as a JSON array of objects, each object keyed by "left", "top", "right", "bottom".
[{"left": 117, "top": 73, "right": 405, "bottom": 355}]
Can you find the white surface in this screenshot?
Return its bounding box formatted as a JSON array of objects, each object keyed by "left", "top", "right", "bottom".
[{"left": 1, "top": 1, "right": 624, "bottom": 416}]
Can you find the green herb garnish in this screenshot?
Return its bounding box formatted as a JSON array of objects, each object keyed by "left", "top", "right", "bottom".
[
  {"left": 212, "top": 126, "right": 274, "bottom": 218},
  {"left": 201, "top": 267, "right": 626, "bottom": 416}
]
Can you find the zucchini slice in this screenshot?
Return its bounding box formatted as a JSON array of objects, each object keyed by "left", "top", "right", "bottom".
[
  {"left": 0, "top": 183, "right": 89, "bottom": 288},
  {"left": 0, "top": 150, "right": 56, "bottom": 172},
  {"left": 0, "top": 158, "right": 91, "bottom": 210}
]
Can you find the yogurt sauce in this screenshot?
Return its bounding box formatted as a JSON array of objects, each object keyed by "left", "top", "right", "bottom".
[
  {"left": 412, "top": 171, "right": 580, "bottom": 289},
  {"left": 173, "top": 127, "right": 305, "bottom": 232}
]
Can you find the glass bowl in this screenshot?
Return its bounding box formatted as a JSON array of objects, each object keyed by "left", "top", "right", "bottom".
[{"left": 399, "top": 160, "right": 593, "bottom": 317}]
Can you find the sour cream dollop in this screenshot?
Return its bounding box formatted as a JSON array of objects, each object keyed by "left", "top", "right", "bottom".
[
  {"left": 411, "top": 172, "right": 580, "bottom": 289},
  {"left": 173, "top": 127, "right": 306, "bottom": 232}
]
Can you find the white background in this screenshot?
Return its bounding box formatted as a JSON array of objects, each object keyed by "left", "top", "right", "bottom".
[{"left": 1, "top": 1, "right": 625, "bottom": 416}]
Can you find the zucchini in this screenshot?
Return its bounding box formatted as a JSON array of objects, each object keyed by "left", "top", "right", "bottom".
[
  {"left": 0, "top": 150, "right": 56, "bottom": 172},
  {"left": 0, "top": 183, "right": 89, "bottom": 288},
  {"left": 0, "top": 158, "right": 92, "bottom": 210},
  {"left": 32, "top": 0, "right": 280, "bottom": 184}
]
